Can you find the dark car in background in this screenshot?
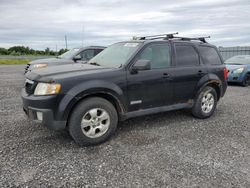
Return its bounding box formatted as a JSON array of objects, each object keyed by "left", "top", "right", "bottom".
[
  {"left": 24, "top": 46, "right": 105, "bottom": 74},
  {"left": 225, "top": 55, "right": 250, "bottom": 86}
]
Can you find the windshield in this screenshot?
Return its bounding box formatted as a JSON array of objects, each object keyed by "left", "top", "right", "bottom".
[
  {"left": 88, "top": 42, "right": 141, "bottom": 68},
  {"left": 58, "top": 48, "right": 80, "bottom": 59},
  {"left": 225, "top": 55, "right": 250, "bottom": 65}
]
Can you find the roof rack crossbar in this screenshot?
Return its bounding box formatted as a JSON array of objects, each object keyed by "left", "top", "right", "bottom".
[
  {"left": 170, "top": 36, "right": 211, "bottom": 43},
  {"left": 137, "top": 32, "right": 179, "bottom": 40},
  {"left": 134, "top": 32, "right": 210, "bottom": 43}
]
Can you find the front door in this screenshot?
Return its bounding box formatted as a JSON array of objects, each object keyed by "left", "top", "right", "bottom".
[{"left": 126, "top": 43, "right": 174, "bottom": 112}]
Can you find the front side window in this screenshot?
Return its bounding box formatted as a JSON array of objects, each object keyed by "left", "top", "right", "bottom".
[
  {"left": 175, "top": 45, "right": 199, "bottom": 66},
  {"left": 94, "top": 49, "right": 104, "bottom": 56},
  {"left": 80, "top": 49, "right": 95, "bottom": 61},
  {"left": 136, "top": 43, "right": 171, "bottom": 69}
]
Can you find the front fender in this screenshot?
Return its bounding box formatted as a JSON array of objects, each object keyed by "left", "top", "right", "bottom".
[{"left": 56, "top": 80, "right": 126, "bottom": 120}]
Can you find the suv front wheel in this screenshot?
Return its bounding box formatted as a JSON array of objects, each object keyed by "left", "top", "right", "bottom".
[
  {"left": 192, "top": 86, "right": 218, "bottom": 119},
  {"left": 68, "top": 97, "right": 118, "bottom": 146}
]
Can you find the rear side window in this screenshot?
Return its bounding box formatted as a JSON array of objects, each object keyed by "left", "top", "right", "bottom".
[
  {"left": 199, "top": 46, "right": 222, "bottom": 65},
  {"left": 175, "top": 45, "right": 199, "bottom": 67}
]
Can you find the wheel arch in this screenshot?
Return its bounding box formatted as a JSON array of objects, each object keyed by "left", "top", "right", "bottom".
[
  {"left": 195, "top": 79, "right": 222, "bottom": 101},
  {"left": 68, "top": 91, "right": 126, "bottom": 120},
  {"left": 57, "top": 80, "right": 127, "bottom": 123}
]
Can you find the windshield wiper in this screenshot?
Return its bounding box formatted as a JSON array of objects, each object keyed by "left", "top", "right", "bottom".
[{"left": 89, "top": 62, "right": 101, "bottom": 66}]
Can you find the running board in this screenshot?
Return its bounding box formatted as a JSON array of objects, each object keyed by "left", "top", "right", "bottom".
[{"left": 122, "top": 103, "right": 192, "bottom": 120}]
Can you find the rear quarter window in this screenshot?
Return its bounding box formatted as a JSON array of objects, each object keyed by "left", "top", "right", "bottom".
[{"left": 199, "top": 46, "right": 222, "bottom": 65}]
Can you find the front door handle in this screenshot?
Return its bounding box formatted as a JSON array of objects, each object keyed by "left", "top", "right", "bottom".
[{"left": 163, "top": 73, "right": 173, "bottom": 80}]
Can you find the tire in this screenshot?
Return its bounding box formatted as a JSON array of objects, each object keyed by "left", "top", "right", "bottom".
[
  {"left": 68, "top": 97, "right": 118, "bottom": 146},
  {"left": 192, "top": 86, "right": 218, "bottom": 119},
  {"left": 241, "top": 74, "right": 250, "bottom": 87}
]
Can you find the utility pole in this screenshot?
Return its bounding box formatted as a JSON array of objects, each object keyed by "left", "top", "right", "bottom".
[
  {"left": 65, "top": 35, "right": 68, "bottom": 49},
  {"left": 82, "top": 25, "right": 84, "bottom": 47}
]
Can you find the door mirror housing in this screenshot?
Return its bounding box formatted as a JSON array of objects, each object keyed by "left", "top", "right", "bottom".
[
  {"left": 131, "top": 59, "right": 151, "bottom": 73},
  {"left": 73, "top": 55, "right": 81, "bottom": 61}
]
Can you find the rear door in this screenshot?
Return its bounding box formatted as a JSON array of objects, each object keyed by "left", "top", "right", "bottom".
[
  {"left": 126, "top": 42, "right": 174, "bottom": 111},
  {"left": 173, "top": 43, "right": 207, "bottom": 103}
]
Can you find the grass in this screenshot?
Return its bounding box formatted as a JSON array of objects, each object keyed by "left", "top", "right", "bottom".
[{"left": 0, "top": 59, "right": 29, "bottom": 65}]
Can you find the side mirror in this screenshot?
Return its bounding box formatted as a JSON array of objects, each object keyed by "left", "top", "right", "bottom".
[
  {"left": 131, "top": 59, "right": 151, "bottom": 73},
  {"left": 73, "top": 55, "right": 81, "bottom": 61}
]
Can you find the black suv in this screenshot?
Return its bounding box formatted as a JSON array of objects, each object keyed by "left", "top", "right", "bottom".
[
  {"left": 22, "top": 34, "right": 227, "bottom": 146},
  {"left": 24, "top": 46, "right": 105, "bottom": 74}
]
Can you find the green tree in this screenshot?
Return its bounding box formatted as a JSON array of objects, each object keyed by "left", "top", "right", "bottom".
[
  {"left": 45, "top": 47, "right": 50, "bottom": 55},
  {"left": 0, "top": 48, "right": 9, "bottom": 55},
  {"left": 58, "top": 48, "right": 68, "bottom": 55}
]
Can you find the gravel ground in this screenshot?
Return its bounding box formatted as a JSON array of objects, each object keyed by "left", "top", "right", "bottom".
[{"left": 0, "top": 65, "right": 250, "bottom": 187}]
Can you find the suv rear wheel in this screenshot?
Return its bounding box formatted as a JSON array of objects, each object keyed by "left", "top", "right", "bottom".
[
  {"left": 192, "top": 86, "right": 217, "bottom": 119},
  {"left": 68, "top": 97, "right": 118, "bottom": 146}
]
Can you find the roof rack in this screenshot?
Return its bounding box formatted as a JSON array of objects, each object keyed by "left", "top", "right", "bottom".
[
  {"left": 135, "top": 32, "right": 210, "bottom": 43},
  {"left": 170, "top": 36, "right": 211, "bottom": 43},
  {"left": 136, "top": 32, "right": 179, "bottom": 40}
]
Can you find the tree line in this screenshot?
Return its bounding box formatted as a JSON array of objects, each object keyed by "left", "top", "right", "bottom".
[{"left": 0, "top": 46, "right": 68, "bottom": 56}]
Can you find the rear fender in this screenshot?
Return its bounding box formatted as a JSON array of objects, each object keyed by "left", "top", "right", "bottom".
[{"left": 195, "top": 74, "right": 222, "bottom": 100}]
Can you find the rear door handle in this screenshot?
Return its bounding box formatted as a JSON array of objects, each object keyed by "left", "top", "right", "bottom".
[{"left": 197, "top": 70, "right": 205, "bottom": 76}]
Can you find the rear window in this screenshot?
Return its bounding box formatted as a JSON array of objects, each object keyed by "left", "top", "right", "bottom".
[{"left": 199, "top": 46, "right": 222, "bottom": 65}]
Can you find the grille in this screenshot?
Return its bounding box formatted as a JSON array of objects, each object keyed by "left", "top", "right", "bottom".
[
  {"left": 24, "top": 64, "right": 31, "bottom": 74},
  {"left": 25, "top": 79, "right": 36, "bottom": 95}
]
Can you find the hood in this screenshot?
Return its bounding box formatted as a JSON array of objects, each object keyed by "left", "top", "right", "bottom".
[
  {"left": 26, "top": 63, "right": 112, "bottom": 82},
  {"left": 225, "top": 64, "right": 247, "bottom": 71},
  {"left": 29, "top": 57, "right": 73, "bottom": 65}
]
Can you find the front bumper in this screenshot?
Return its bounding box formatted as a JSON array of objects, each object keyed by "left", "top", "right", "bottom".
[{"left": 22, "top": 89, "right": 66, "bottom": 130}]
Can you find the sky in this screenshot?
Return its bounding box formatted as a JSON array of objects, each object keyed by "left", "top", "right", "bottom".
[{"left": 0, "top": 0, "right": 250, "bottom": 50}]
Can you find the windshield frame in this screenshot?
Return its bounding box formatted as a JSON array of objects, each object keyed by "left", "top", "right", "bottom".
[{"left": 87, "top": 42, "right": 143, "bottom": 69}]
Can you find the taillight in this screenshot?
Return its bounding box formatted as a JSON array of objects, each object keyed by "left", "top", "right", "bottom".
[{"left": 223, "top": 67, "right": 228, "bottom": 80}]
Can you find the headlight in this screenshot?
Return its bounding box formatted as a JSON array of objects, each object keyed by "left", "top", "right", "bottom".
[
  {"left": 33, "top": 63, "right": 48, "bottom": 68},
  {"left": 233, "top": 67, "right": 244, "bottom": 74},
  {"left": 34, "top": 83, "right": 61, "bottom": 96}
]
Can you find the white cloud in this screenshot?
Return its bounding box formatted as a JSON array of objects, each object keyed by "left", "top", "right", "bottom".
[{"left": 0, "top": 0, "right": 249, "bottom": 49}]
